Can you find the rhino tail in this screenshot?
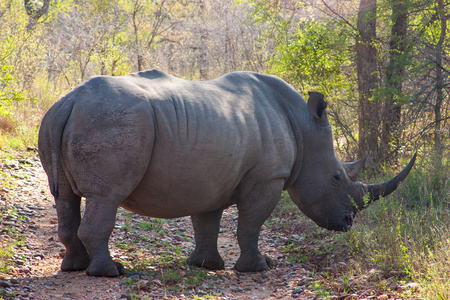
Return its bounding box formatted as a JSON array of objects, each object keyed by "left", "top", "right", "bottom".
[{"left": 48, "top": 95, "right": 76, "bottom": 200}]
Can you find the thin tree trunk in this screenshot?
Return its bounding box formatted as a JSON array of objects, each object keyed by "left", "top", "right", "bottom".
[
  {"left": 198, "top": 0, "right": 208, "bottom": 80},
  {"left": 356, "top": 0, "right": 379, "bottom": 161},
  {"left": 381, "top": 0, "right": 408, "bottom": 164},
  {"left": 132, "top": 0, "right": 145, "bottom": 71},
  {"left": 434, "top": 0, "right": 446, "bottom": 162}
]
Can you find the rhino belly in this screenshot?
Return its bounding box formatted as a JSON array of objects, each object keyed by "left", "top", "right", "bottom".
[
  {"left": 121, "top": 181, "right": 235, "bottom": 218},
  {"left": 120, "top": 155, "right": 243, "bottom": 218}
]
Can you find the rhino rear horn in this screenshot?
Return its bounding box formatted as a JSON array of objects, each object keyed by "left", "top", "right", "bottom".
[
  {"left": 364, "top": 152, "right": 417, "bottom": 204},
  {"left": 343, "top": 157, "right": 366, "bottom": 181}
]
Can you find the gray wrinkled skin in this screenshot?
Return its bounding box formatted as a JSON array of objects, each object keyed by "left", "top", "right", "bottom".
[{"left": 38, "top": 70, "right": 413, "bottom": 277}]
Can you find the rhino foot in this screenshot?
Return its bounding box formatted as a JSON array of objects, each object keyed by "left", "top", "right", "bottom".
[
  {"left": 61, "top": 252, "right": 90, "bottom": 272},
  {"left": 234, "top": 253, "right": 274, "bottom": 272},
  {"left": 187, "top": 250, "right": 225, "bottom": 270},
  {"left": 86, "top": 259, "right": 126, "bottom": 277}
]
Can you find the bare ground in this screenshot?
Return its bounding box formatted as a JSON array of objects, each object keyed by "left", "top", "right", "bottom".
[{"left": 0, "top": 152, "right": 412, "bottom": 300}]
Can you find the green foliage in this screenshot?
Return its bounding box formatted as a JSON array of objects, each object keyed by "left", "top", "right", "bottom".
[
  {"left": 0, "top": 64, "right": 28, "bottom": 130},
  {"left": 240, "top": 0, "right": 293, "bottom": 35},
  {"left": 0, "top": 1, "right": 46, "bottom": 150},
  {"left": 271, "top": 19, "right": 355, "bottom": 95}
]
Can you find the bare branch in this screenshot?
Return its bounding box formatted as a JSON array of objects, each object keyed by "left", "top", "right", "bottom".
[{"left": 320, "top": 0, "right": 357, "bottom": 32}]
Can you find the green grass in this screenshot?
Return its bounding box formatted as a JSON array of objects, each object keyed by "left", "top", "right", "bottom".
[
  {"left": 341, "top": 153, "right": 450, "bottom": 298},
  {"left": 139, "top": 218, "right": 166, "bottom": 235},
  {"left": 0, "top": 242, "right": 14, "bottom": 275}
]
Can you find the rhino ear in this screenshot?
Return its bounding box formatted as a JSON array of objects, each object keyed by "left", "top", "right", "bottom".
[{"left": 307, "top": 92, "right": 327, "bottom": 120}]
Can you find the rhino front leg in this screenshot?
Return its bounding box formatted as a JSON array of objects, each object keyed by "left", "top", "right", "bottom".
[
  {"left": 234, "top": 179, "right": 283, "bottom": 272},
  {"left": 56, "top": 184, "right": 90, "bottom": 272},
  {"left": 187, "top": 208, "right": 225, "bottom": 270},
  {"left": 77, "top": 196, "right": 125, "bottom": 277}
]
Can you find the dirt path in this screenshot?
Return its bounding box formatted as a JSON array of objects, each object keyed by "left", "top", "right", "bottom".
[{"left": 0, "top": 152, "right": 366, "bottom": 300}]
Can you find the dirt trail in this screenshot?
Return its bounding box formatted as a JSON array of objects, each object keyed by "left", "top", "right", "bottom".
[{"left": 1, "top": 153, "right": 349, "bottom": 300}]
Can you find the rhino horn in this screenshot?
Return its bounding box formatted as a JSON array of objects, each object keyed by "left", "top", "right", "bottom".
[
  {"left": 343, "top": 157, "right": 366, "bottom": 181},
  {"left": 360, "top": 152, "right": 417, "bottom": 209}
]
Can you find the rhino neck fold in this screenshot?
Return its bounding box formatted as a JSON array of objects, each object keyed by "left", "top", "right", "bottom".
[
  {"left": 280, "top": 109, "right": 306, "bottom": 191},
  {"left": 283, "top": 136, "right": 303, "bottom": 190}
]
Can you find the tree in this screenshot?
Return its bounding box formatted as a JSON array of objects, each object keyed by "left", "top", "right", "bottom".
[
  {"left": 127, "top": 0, "right": 183, "bottom": 71},
  {"left": 195, "top": 0, "right": 208, "bottom": 80},
  {"left": 24, "top": 0, "right": 50, "bottom": 31},
  {"left": 433, "top": 0, "right": 447, "bottom": 160},
  {"left": 356, "top": 0, "right": 380, "bottom": 160}
]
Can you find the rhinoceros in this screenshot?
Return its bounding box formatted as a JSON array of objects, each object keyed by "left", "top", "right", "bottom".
[{"left": 38, "top": 69, "right": 415, "bottom": 277}]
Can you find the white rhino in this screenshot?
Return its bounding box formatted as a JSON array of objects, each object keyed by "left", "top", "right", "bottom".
[{"left": 38, "top": 70, "right": 415, "bottom": 277}]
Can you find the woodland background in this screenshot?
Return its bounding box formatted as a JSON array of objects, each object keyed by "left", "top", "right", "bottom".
[
  {"left": 1, "top": 0, "right": 450, "bottom": 299},
  {"left": 1, "top": 0, "right": 449, "bottom": 164}
]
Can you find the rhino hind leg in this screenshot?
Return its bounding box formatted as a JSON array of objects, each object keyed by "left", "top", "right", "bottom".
[
  {"left": 187, "top": 208, "right": 225, "bottom": 270},
  {"left": 234, "top": 179, "right": 283, "bottom": 272},
  {"left": 77, "top": 196, "right": 126, "bottom": 277},
  {"left": 54, "top": 177, "right": 90, "bottom": 272}
]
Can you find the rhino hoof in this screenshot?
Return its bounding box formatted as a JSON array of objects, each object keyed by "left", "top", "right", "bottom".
[
  {"left": 235, "top": 254, "right": 274, "bottom": 272},
  {"left": 187, "top": 251, "right": 225, "bottom": 270},
  {"left": 61, "top": 253, "right": 90, "bottom": 272},
  {"left": 86, "top": 260, "right": 126, "bottom": 277}
]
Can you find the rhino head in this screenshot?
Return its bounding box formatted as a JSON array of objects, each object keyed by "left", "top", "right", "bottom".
[{"left": 287, "top": 92, "right": 416, "bottom": 232}]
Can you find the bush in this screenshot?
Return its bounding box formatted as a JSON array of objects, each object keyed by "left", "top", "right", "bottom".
[{"left": 0, "top": 63, "right": 40, "bottom": 150}]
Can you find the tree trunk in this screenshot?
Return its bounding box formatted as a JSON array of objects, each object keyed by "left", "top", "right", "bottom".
[
  {"left": 356, "top": 0, "right": 379, "bottom": 161},
  {"left": 197, "top": 0, "right": 208, "bottom": 80},
  {"left": 132, "top": 0, "right": 145, "bottom": 71},
  {"left": 381, "top": 0, "right": 408, "bottom": 164},
  {"left": 24, "top": 0, "right": 50, "bottom": 31},
  {"left": 434, "top": 0, "right": 446, "bottom": 163}
]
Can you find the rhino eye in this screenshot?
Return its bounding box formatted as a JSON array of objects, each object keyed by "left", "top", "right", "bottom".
[{"left": 332, "top": 171, "right": 342, "bottom": 183}]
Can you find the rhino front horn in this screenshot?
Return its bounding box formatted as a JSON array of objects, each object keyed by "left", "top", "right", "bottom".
[{"left": 362, "top": 152, "right": 417, "bottom": 207}]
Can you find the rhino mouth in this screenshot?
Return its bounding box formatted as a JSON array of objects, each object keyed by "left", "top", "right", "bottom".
[
  {"left": 330, "top": 211, "right": 355, "bottom": 232},
  {"left": 319, "top": 211, "right": 355, "bottom": 232},
  {"left": 342, "top": 211, "right": 355, "bottom": 232}
]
